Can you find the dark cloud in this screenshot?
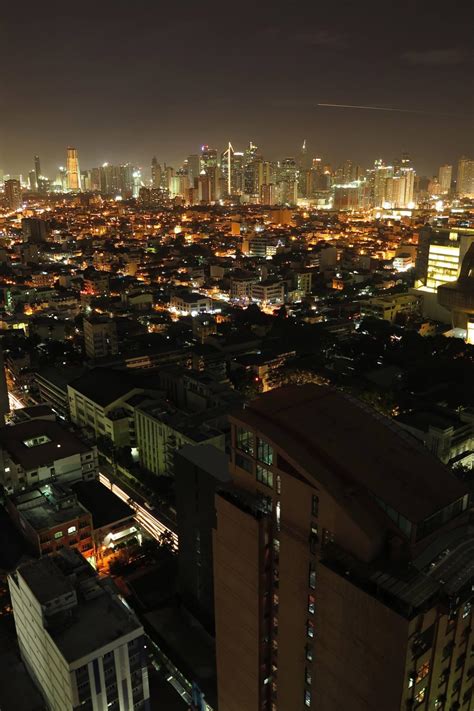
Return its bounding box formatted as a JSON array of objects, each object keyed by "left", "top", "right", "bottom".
[{"left": 401, "top": 48, "right": 471, "bottom": 66}]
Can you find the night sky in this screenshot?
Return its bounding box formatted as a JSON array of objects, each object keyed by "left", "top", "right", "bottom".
[{"left": 1, "top": 0, "right": 472, "bottom": 178}]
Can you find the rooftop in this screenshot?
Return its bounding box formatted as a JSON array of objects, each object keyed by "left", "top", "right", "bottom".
[
  {"left": 235, "top": 385, "right": 467, "bottom": 524},
  {"left": 17, "top": 549, "right": 142, "bottom": 663},
  {"left": 68, "top": 368, "right": 140, "bottom": 406},
  {"left": 71, "top": 480, "right": 134, "bottom": 529},
  {"left": 12, "top": 483, "right": 89, "bottom": 532},
  {"left": 0, "top": 419, "right": 90, "bottom": 470}
]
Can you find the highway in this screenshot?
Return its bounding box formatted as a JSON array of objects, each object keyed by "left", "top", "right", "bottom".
[{"left": 99, "top": 472, "right": 178, "bottom": 550}]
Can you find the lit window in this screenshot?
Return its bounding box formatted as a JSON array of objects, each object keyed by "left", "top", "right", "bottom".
[
  {"left": 257, "top": 439, "right": 274, "bottom": 465},
  {"left": 308, "top": 594, "right": 315, "bottom": 615},
  {"left": 236, "top": 427, "right": 253, "bottom": 455},
  {"left": 415, "top": 687, "right": 426, "bottom": 704},
  {"left": 305, "top": 667, "right": 312, "bottom": 685},
  {"left": 305, "top": 645, "right": 313, "bottom": 662},
  {"left": 416, "top": 661, "right": 430, "bottom": 684},
  {"left": 304, "top": 689, "right": 311, "bottom": 707},
  {"left": 463, "top": 602, "right": 472, "bottom": 619},
  {"left": 54, "top": 531, "right": 63, "bottom": 539},
  {"left": 67, "top": 526, "right": 77, "bottom": 535},
  {"left": 257, "top": 464, "right": 273, "bottom": 489},
  {"left": 306, "top": 620, "right": 314, "bottom": 638}
]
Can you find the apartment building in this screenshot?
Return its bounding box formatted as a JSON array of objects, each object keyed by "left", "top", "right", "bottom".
[{"left": 9, "top": 548, "right": 149, "bottom": 711}]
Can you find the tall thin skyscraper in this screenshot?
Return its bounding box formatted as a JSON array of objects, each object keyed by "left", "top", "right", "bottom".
[
  {"left": 66, "top": 147, "right": 81, "bottom": 191},
  {"left": 438, "top": 164, "right": 452, "bottom": 194},
  {"left": 34, "top": 155, "right": 41, "bottom": 185},
  {"left": 151, "top": 156, "right": 161, "bottom": 188}
]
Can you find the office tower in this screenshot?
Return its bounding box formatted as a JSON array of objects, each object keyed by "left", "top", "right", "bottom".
[
  {"left": 9, "top": 548, "right": 149, "bottom": 711},
  {"left": 244, "top": 142, "right": 260, "bottom": 197},
  {"left": 151, "top": 156, "right": 161, "bottom": 189},
  {"left": 201, "top": 145, "right": 218, "bottom": 172},
  {"left": 83, "top": 315, "right": 118, "bottom": 360},
  {"left": 438, "top": 164, "right": 452, "bottom": 194},
  {"left": 300, "top": 139, "right": 310, "bottom": 170},
  {"left": 415, "top": 225, "right": 474, "bottom": 293},
  {"left": 187, "top": 154, "right": 201, "bottom": 186},
  {"left": 56, "top": 166, "right": 68, "bottom": 191},
  {"left": 34, "top": 155, "right": 41, "bottom": 185},
  {"left": 28, "top": 170, "right": 37, "bottom": 191},
  {"left": 4, "top": 178, "right": 21, "bottom": 209},
  {"left": 214, "top": 384, "right": 472, "bottom": 711},
  {"left": 22, "top": 217, "right": 48, "bottom": 243},
  {"left": 278, "top": 158, "right": 298, "bottom": 205},
  {"left": 0, "top": 342, "right": 9, "bottom": 424},
  {"left": 342, "top": 159, "right": 354, "bottom": 183},
  {"left": 372, "top": 159, "right": 393, "bottom": 207},
  {"left": 457, "top": 157, "right": 474, "bottom": 197},
  {"left": 66, "top": 147, "right": 81, "bottom": 191}
]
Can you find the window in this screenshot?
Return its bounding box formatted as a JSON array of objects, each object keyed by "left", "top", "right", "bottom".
[
  {"left": 309, "top": 562, "right": 316, "bottom": 590},
  {"left": 257, "top": 439, "right": 273, "bottom": 465},
  {"left": 257, "top": 464, "right": 273, "bottom": 489},
  {"left": 54, "top": 531, "right": 63, "bottom": 539},
  {"left": 305, "top": 667, "right": 312, "bottom": 685},
  {"left": 308, "top": 594, "right": 315, "bottom": 615},
  {"left": 463, "top": 602, "right": 472, "bottom": 619},
  {"left": 67, "top": 525, "right": 77, "bottom": 535},
  {"left": 276, "top": 475, "right": 281, "bottom": 494},
  {"left": 304, "top": 689, "right": 311, "bottom": 707},
  {"left": 235, "top": 453, "right": 253, "bottom": 473},
  {"left": 305, "top": 645, "right": 313, "bottom": 662},
  {"left": 236, "top": 427, "right": 253, "bottom": 455},
  {"left": 309, "top": 526, "right": 318, "bottom": 554},
  {"left": 416, "top": 661, "right": 430, "bottom": 683},
  {"left": 311, "top": 495, "right": 319, "bottom": 517},
  {"left": 415, "top": 687, "right": 426, "bottom": 704},
  {"left": 306, "top": 620, "right": 314, "bottom": 639}
]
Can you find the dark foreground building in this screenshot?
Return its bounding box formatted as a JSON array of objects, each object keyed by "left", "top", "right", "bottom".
[{"left": 214, "top": 385, "right": 473, "bottom": 711}]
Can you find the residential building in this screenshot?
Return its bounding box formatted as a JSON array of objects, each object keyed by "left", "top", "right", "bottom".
[
  {"left": 0, "top": 419, "right": 98, "bottom": 494},
  {"left": 251, "top": 280, "right": 285, "bottom": 306},
  {"left": 230, "top": 273, "right": 259, "bottom": 301},
  {"left": 457, "top": 157, "right": 474, "bottom": 198},
  {"left": 214, "top": 384, "right": 471, "bottom": 711},
  {"left": 9, "top": 548, "right": 149, "bottom": 711},
  {"left": 135, "top": 400, "right": 225, "bottom": 476},
  {"left": 66, "top": 147, "right": 81, "bottom": 191},
  {"left": 359, "top": 293, "right": 420, "bottom": 322},
  {"left": 68, "top": 369, "right": 144, "bottom": 448},
  {"left": 7, "top": 482, "right": 94, "bottom": 558},
  {"left": 5, "top": 178, "right": 21, "bottom": 209},
  {"left": 35, "top": 366, "right": 86, "bottom": 418},
  {"left": 169, "top": 291, "right": 212, "bottom": 315},
  {"left": 83, "top": 315, "right": 119, "bottom": 360},
  {"left": 175, "top": 444, "right": 230, "bottom": 631},
  {"left": 438, "top": 164, "right": 452, "bottom": 194},
  {"left": 396, "top": 406, "right": 474, "bottom": 468}
]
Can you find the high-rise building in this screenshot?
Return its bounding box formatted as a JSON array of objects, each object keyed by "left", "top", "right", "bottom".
[
  {"left": 0, "top": 342, "right": 9, "bottom": 424},
  {"left": 457, "top": 156, "right": 474, "bottom": 198},
  {"left": 214, "top": 384, "right": 472, "bottom": 711},
  {"left": 9, "top": 548, "right": 149, "bottom": 711},
  {"left": 22, "top": 217, "right": 48, "bottom": 243},
  {"left": 151, "top": 156, "right": 161, "bottom": 189},
  {"left": 187, "top": 154, "right": 201, "bottom": 187},
  {"left": 372, "top": 160, "right": 394, "bottom": 207},
  {"left": 66, "top": 147, "right": 81, "bottom": 191},
  {"left": 221, "top": 142, "right": 235, "bottom": 196},
  {"left": 438, "top": 164, "right": 453, "bottom": 194},
  {"left": 34, "top": 155, "right": 41, "bottom": 186},
  {"left": 4, "top": 178, "right": 21, "bottom": 209}
]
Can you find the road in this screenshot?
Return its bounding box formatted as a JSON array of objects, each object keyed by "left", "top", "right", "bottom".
[{"left": 99, "top": 472, "right": 178, "bottom": 550}]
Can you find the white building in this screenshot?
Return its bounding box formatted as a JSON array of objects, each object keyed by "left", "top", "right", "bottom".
[
  {"left": 9, "top": 548, "right": 149, "bottom": 711},
  {"left": 0, "top": 419, "right": 98, "bottom": 494}
]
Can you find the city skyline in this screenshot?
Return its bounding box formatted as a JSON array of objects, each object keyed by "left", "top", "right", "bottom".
[{"left": 1, "top": 0, "right": 473, "bottom": 177}]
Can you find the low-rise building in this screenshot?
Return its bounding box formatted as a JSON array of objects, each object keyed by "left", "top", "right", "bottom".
[
  {"left": 0, "top": 419, "right": 98, "bottom": 494},
  {"left": 250, "top": 279, "right": 285, "bottom": 305},
  {"left": 169, "top": 291, "right": 211, "bottom": 315},
  {"left": 7, "top": 482, "right": 94, "bottom": 558},
  {"left": 360, "top": 293, "right": 420, "bottom": 322},
  {"left": 83, "top": 315, "right": 118, "bottom": 360}
]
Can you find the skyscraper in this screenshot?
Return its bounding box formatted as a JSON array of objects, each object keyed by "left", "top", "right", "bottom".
[
  {"left": 66, "top": 147, "right": 81, "bottom": 191},
  {"left": 34, "top": 155, "right": 41, "bottom": 186},
  {"left": 214, "top": 384, "right": 472, "bottom": 711},
  {"left": 187, "top": 154, "right": 201, "bottom": 187},
  {"left": 438, "top": 164, "right": 452, "bottom": 194},
  {"left": 4, "top": 178, "right": 21, "bottom": 209},
  {"left": 221, "top": 142, "right": 234, "bottom": 196},
  {"left": 9, "top": 548, "right": 149, "bottom": 711},
  {"left": 151, "top": 156, "right": 161, "bottom": 189},
  {"left": 457, "top": 157, "right": 474, "bottom": 198}
]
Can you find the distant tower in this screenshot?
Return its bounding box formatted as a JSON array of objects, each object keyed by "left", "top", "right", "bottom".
[
  {"left": 438, "top": 164, "right": 453, "bottom": 194},
  {"left": 221, "top": 142, "right": 235, "bottom": 196},
  {"left": 66, "top": 147, "right": 81, "bottom": 191},
  {"left": 34, "top": 155, "right": 41, "bottom": 185},
  {"left": 151, "top": 156, "right": 161, "bottom": 189}
]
